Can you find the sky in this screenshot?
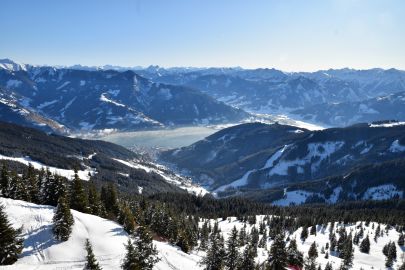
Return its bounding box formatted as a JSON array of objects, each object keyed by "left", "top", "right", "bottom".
[{"left": 1, "top": 0, "right": 404, "bottom": 71}]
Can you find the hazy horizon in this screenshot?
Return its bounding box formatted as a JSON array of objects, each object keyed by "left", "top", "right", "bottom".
[{"left": 1, "top": 0, "right": 405, "bottom": 71}]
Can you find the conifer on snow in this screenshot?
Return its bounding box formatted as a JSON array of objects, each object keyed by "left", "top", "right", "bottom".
[
  {"left": 52, "top": 196, "right": 74, "bottom": 241},
  {"left": 84, "top": 238, "right": 102, "bottom": 270},
  {"left": 0, "top": 204, "right": 23, "bottom": 265}
]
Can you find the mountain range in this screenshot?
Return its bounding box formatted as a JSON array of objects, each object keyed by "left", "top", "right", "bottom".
[
  {"left": 1, "top": 58, "right": 405, "bottom": 134},
  {"left": 161, "top": 121, "right": 405, "bottom": 204},
  {"left": 0, "top": 59, "right": 247, "bottom": 133}
]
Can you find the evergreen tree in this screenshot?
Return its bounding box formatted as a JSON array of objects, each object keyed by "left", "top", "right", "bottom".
[
  {"left": 25, "top": 163, "right": 39, "bottom": 203},
  {"left": 9, "top": 172, "right": 29, "bottom": 201},
  {"left": 324, "top": 262, "right": 333, "bottom": 270},
  {"left": 310, "top": 225, "right": 317, "bottom": 236},
  {"left": 118, "top": 204, "right": 136, "bottom": 234},
  {"left": 101, "top": 183, "right": 119, "bottom": 218},
  {"left": 0, "top": 204, "right": 23, "bottom": 265},
  {"left": 250, "top": 227, "right": 260, "bottom": 257},
  {"left": 258, "top": 228, "right": 267, "bottom": 248},
  {"left": 238, "top": 224, "right": 247, "bottom": 246},
  {"left": 121, "top": 227, "right": 159, "bottom": 270},
  {"left": 308, "top": 242, "right": 318, "bottom": 260},
  {"left": 225, "top": 226, "right": 240, "bottom": 270},
  {"left": 398, "top": 234, "right": 404, "bottom": 246},
  {"left": 385, "top": 241, "right": 397, "bottom": 267},
  {"left": 398, "top": 261, "right": 405, "bottom": 270},
  {"left": 52, "top": 196, "right": 74, "bottom": 241},
  {"left": 341, "top": 237, "right": 353, "bottom": 268},
  {"left": 199, "top": 220, "right": 209, "bottom": 250},
  {"left": 359, "top": 235, "right": 370, "bottom": 253},
  {"left": 87, "top": 183, "right": 103, "bottom": 216},
  {"left": 0, "top": 163, "right": 10, "bottom": 197},
  {"left": 237, "top": 245, "right": 256, "bottom": 270},
  {"left": 286, "top": 239, "right": 304, "bottom": 268},
  {"left": 301, "top": 226, "right": 308, "bottom": 242},
  {"left": 267, "top": 234, "right": 288, "bottom": 270},
  {"left": 42, "top": 171, "right": 66, "bottom": 206},
  {"left": 303, "top": 256, "right": 317, "bottom": 270},
  {"left": 84, "top": 238, "right": 102, "bottom": 270},
  {"left": 69, "top": 171, "right": 88, "bottom": 213},
  {"left": 200, "top": 232, "right": 225, "bottom": 270}
]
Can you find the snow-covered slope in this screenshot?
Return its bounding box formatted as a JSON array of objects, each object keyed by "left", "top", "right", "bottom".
[
  {"left": 0, "top": 197, "right": 202, "bottom": 270},
  {"left": 1, "top": 197, "right": 403, "bottom": 270}
]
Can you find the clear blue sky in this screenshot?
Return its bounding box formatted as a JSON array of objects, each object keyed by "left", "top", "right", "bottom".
[{"left": 1, "top": 0, "right": 404, "bottom": 71}]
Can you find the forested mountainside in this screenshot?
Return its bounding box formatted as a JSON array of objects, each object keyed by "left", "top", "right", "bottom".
[
  {"left": 0, "top": 59, "right": 247, "bottom": 133},
  {"left": 0, "top": 121, "right": 205, "bottom": 195},
  {"left": 161, "top": 121, "right": 405, "bottom": 203}
]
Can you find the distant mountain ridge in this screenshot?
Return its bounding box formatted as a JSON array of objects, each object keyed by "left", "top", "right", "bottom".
[
  {"left": 2, "top": 58, "right": 405, "bottom": 132},
  {"left": 0, "top": 59, "right": 247, "bottom": 133}
]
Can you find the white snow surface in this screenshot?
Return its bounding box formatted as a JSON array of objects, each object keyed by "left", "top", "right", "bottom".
[
  {"left": 214, "top": 145, "right": 290, "bottom": 193},
  {"left": 113, "top": 158, "right": 208, "bottom": 196},
  {"left": 370, "top": 121, "right": 405, "bottom": 128},
  {"left": 100, "top": 93, "right": 126, "bottom": 107},
  {"left": 362, "top": 184, "right": 403, "bottom": 200},
  {"left": 0, "top": 154, "right": 95, "bottom": 181},
  {"left": 268, "top": 141, "right": 344, "bottom": 176},
  {"left": 0, "top": 197, "right": 202, "bottom": 270},
  {"left": 389, "top": 139, "right": 405, "bottom": 153},
  {"left": 1, "top": 197, "right": 403, "bottom": 270},
  {"left": 272, "top": 190, "right": 313, "bottom": 206}
]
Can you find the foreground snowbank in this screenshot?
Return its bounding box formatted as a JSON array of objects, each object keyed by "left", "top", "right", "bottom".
[{"left": 0, "top": 197, "right": 202, "bottom": 270}]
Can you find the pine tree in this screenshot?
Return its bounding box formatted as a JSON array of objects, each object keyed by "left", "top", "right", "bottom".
[
  {"left": 310, "top": 225, "right": 317, "bottom": 236},
  {"left": 258, "top": 228, "right": 267, "bottom": 248},
  {"left": 359, "top": 235, "right": 370, "bottom": 253},
  {"left": 286, "top": 239, "right": 304, "bottom": 268},
  {"left": 52, "top": 196, "right": 74, "bottom": 241},
  {"left": 308, "top": 242, "right": 318, "bottom": 260},
  {"left": 42, "top": 171, "right": 66, "bottom": 206},
  {"left": 301, "top": 226, "right": 308, "bottom": 242},
  {"left": 267, "top": 234, "right": 288, "bottom": 270},
  {"left": 101, "top": 183, "right": 119, "bottom": 218},
  {"left": 200, "top": 232, "right": 225, "bottom": 270},
  {"left": 199, "top": 220, "right": 209, "bottom": 250},
  {"left": 303, "top": 256, "right": 317, "bottom": 270},
  {"left": 250, "top": 227, "right": 260, "bottom": 257},
  {"left": 0, "top": 204, "right": 23, "bottom": 265},
  {"left": 237, "top": 245, "right": 256, "bottom": 270},
  {"left": 341, "top": 237, "right": 353, "bottom": 268},
  {"left": 25, "top": 163, "right": 39, "bottom": 203},
  {"left": 324, "top": 262, "right": 333, "bottom": 270},
  {"left": 121, "top": 227, "right": 159, "bottom": 270},
  {"left": 118, "top": 204, "right": 136, "bottom": 234},
  {"left": 398, "top": 261, "right": 405, "bottom": 270},
  {"left": 386, "top": 241, "right": 397, "bottom": 266},
  {"left": 225, "top": 226, "right": 240, "bottom": 270},
  {"left": 0, "top": 163, "right": 10, "bottom": 197},
  {"left": 69, "top": 171, "right": 88, "bottom": 213},
  {"left": 84, "top": 238, "right": 102, "bottom": 270},
  {"left": 9, "top": 172, "right": 29, "bottom": 201},
  {"left": 398, "top": 234, "right": 405, "bottom": 246},
  {"left": 238, "top": 224, "right": 247, "bottom": 246},
  {"left": 87, "top": 183, "right": 103, "bottom": 216}
]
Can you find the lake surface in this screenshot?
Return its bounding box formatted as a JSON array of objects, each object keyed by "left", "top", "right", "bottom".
[{"left": 99, "top": 126, "right": 222, "bottom": 149}]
